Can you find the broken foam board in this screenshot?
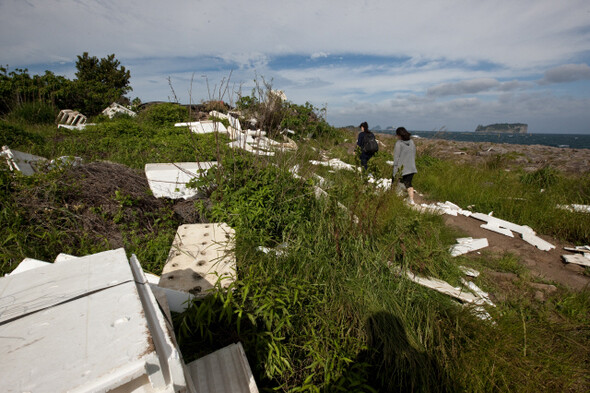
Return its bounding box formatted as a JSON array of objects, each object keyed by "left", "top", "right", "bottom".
[
  {"left": 399, "top": 269, "right": 484, "bottom": 305},
  {"left": 187, "top": 342, "right": 259, "bottom": 393},
  {"left": 471, "top": 212, "right": 554, "bottom": 251},
  {"left": 0, "top": 248, "right": 194, "bottom": 393},
  {"left": 557, "top": 204, "right": 590, "bottom": 213},
  {"left": 449, "top": 237, "right": 489, "bottom": 256},
  {"left": 562, "top": 254, "right": 590, "bottom": 267},
  {"left": 1, "top": 146, "right": 47, "bottom": 175},
  {"left": 159, "top": 223, "right": 236, "bottom": 297},
  {"left": 145, "top": 161, "right": 216, "bottom": 199}
]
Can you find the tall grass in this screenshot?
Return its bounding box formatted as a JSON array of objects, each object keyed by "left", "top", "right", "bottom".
[{"left": 415, "top": 152, "right": 590, "bottom": 243}]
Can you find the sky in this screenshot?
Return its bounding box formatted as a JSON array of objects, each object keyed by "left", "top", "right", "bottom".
[{"left": 2, "top": 0, "right": 590, "bottom": 133}]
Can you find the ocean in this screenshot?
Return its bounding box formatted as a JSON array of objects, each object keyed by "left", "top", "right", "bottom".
[{"left": 377, "top": 131, "right": 590, "bottom": 150}]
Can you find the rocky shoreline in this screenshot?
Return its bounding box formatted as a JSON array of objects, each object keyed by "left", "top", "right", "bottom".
[{"left": 411, "top": 137, "right": 590, "bottom": 175}]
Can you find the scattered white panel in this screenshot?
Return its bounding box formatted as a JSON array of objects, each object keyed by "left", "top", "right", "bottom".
[
  {"left": 449, "top": 237, "right": 489, "bottom": 256},
  {"left": 102, "top": 102, "right": 136, "bottom": 118},
  {"left": 471, "top": 213, "right": 535, "bottom": 235},
  {"left": 521, "top": 232, "right": 555, "bottom": 251},
  {"left": 557, "top": 204, "right": 590, "bottom": 213},
  {"left": 309, "top": 158, "right": 359, "bottom": 172},
  {"left": 480, "top": 223, "right": 514, "bottom": 237},
  {"left": 459, "top": 266, "right": 480, "bottom": 277},
  {"left": 367, "top": 174, "right": 392, "bottom": 190},
  {"left": 228, "top": 115, "right": 242, "bottom": 132},
  {"left": 58, "top": 123, "right": 96, "bottom": 130},
  {"left": 0, "top": 282, "right": 162, "bottom": 393},
  {"left": 145, "top": 162, "right": 216, "bottom": 199},
  {"left": 7, "top": 257, "right": 51, "bottom": 276},
  {"left": 159, "top": 223, "right": 236, "bottom": 297},
  {"left": 227, "top": 141, "right": 275, "bottom": 156},
  {"left": 562, "top": 254, "right": 590, "bottom": 267},
  {"left": 0, "top": 248, "right": 176, "bottom": 393},
  {"left": 400, "top": 269, "right": 484, "bottom": 305},
  {"left": 54, "top": 253, "right": 78, "bottom": 263},
  {"left": 187, "top": 342, "right": 259, "bottom": 393},
  {"left": 128, "top": 255, "right": 194, "bottom": 392},
  {"left": 209, "top": 110, "right": 229, "bottom": 120},
  {"left": 564, "top": 245, "right": 590, "bottom": 253},
  {"left": 460, "top": 278, "right": 495, "bottom": 307},
  {"left": 245, "top": 129, "right": 266, "bottom": 137},
  {"left": 1, "top": 146, "right": 47, "bottom": 175},
  {"left": 0, "top": 248, "right": 131, "bottom": 323}
]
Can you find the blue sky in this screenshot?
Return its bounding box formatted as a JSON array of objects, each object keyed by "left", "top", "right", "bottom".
[{"left": 2, "top": 0, "right": 590, "bottom": 133}]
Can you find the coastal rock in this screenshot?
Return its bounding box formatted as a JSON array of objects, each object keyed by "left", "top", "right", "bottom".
[{"left": 405, "top": 138, "right": 590, "bottom": 175}]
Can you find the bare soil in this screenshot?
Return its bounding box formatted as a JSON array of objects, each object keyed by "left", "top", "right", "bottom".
[
  {"left": 391, "top": 135, "right": 590, "bottom": 292},
  {"left": 435, "top": 200, "right": 590, "bottom": 291}
]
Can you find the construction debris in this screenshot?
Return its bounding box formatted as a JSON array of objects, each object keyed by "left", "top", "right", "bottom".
[
  {"left": 101, "top": 102, "right": 137, "bottom": 118},
  {"left": 562, "top": 254, "right": 590, "bottom": 267},
  {"left": 309, "top": 158, "right": 359, "bottom": 171},
  {"left": 188, "top": 342, "right": 259, "bottom": 393},
  {"left": 1, "top": 145, "right": 47, "bottom": 175},
  {"left": 0, "top": 248, "right": 258, "bottom": 392},
  {"left": 557, "top": 204, "right": 590, "bottom": 213},
  {"left": 159, "top": 223, "right": 236, "bottom": 297},
  {"left": 394, "top": 266, "right": 494, "bottom": 320},
  {"left": 56, "top": 109, "right": 89, "bottom": 129},
  {"left": 449, "top": 237, "right": 489, "bottom": 256},
  {"left": 175, "top": 120, "right": 228, "bottom": 134},
  {"left": 145, "top": 162, "right": 217, "bottom": 199},
  {"left": 459, "top": 266, "right": 480, "bottom": 277},
  {"left": 412, "top": 201, "right": 472, "bottom": 216},
  {"left": 470, "top": 212, "right": 555, "bottom": 251}
]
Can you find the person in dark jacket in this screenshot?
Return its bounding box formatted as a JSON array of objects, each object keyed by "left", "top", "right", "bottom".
[
  {"left": 392, "top": 127, "right": 417, "bottom": 204},
  {"left": 357, "top": 121, "right": 376, "bottom": 170}
]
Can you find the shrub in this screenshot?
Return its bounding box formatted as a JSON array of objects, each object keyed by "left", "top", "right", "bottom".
[
  {"left": 520, "top": 166, "right": 560, "bottom": 188},
  {"left": 0, "top": 120, "right": 46, "bottom": 147},
  {"left": 8, "top": 102, "right": 57, "bottom": 124},
  {"left": 138, "top": 103, "right": 188, "bottom": 126}
]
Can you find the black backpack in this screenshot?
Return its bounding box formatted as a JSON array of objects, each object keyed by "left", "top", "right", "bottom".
[{"left": 362, "top": 132, "right": 379, "bottom": 154}]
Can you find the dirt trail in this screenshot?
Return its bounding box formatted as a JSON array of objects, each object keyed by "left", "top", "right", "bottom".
[{"left": 414, "top": 193, "right": 590, "bottom": 291}]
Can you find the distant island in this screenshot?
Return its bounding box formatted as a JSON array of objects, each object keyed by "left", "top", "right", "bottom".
[{"left": 475, "top": 123, "right": 528, "bottom": 134}]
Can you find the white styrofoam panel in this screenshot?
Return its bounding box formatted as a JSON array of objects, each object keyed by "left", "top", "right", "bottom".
[
  {"left": 0, "top": 281, "right": 159, "bottom": 393},
  {"left": 471, "top": 213, "right": 534, "bottom": 235},
  {"left": 459, "top": 266, "right": 480, "bottom": 277},
  {"left": 159, "top": 224, "right": 236, "bottom": 297},
  {"left": 7, "top": 257, "right": 51, "bottom": 276},
  {"left": 0, "top": 147, "right": 47, "bottom": 175},
  {"left": 521, "top": 232, "right": 555, "bottom": 251},
  {"left": 188, "top": 342, "right": 259, "bottom": 393},
  {"left": 480, "top": 223, "right": 514, "bottom": 237},
  {"left": 0, "top": 248, "right": 132, "bottom": 323},
  {"left": 128, "top": 255, "right": 195, "bottom": 393},
  {"left": 449, "top": 237, "right": 489, "bottom": 256},
  {"left": 401, "top": 269, "right": 484, "bottom": 305},
  {"left": 145, "top": 162, "right": 217, "bottom": 199},
  {"left": 562, "top": 254, "right": 590, "bottom": 267}
]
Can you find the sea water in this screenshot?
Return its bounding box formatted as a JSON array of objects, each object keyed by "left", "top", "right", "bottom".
[{"left": 378, "top": 131, "right": 590, "bottom": 150}]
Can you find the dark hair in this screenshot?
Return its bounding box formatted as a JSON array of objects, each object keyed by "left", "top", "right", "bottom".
[
  {"left": 359, "top": 121, "right": 369, "bottom": 131},
  {"left": 396, "top": 127, "right": 411, "bottom": 141}
]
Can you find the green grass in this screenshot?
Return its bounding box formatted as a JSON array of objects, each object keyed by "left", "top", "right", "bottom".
[{"left": 1, "top": 116, "right": 589, "bottom": 392}]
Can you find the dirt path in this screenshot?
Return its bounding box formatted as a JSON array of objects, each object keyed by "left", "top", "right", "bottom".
[{"left": 414, "top": 193, "right": 590, "bottom": 291}]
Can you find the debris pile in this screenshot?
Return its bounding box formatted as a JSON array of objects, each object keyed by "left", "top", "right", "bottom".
[{"left": 1, "top": 241, "right": 257, "bottom": 392}]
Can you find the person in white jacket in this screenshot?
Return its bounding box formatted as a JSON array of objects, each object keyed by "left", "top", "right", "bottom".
[{"left": 392, "top": 127, "right": 417, "bottom": 204}]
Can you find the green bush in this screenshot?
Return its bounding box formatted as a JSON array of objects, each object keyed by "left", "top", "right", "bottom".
[
  {"left": 0, "top": 120, "right": 46, "bottom": 147},
  {"left": 7, "top": 102, "right": 57, "bottom": 124},
  {"left": 138, "top": 103, "right": 188, "bottom": 126}
]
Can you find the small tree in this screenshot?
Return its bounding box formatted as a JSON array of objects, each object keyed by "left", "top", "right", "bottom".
[{"left": 71, "top": 52, "right": 132, "bottom": 115}]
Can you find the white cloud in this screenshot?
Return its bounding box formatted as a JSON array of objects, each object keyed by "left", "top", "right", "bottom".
[
  {"left": 539, "top": 63, "right": 590, "bottom": 84},
  {"left": 1, "top": 0, "right": 590, "bottom": 132}
]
